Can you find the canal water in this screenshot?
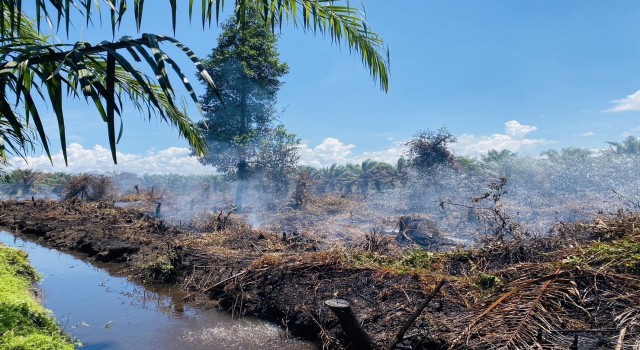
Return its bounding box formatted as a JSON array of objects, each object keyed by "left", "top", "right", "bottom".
[{"left": 0, "top": 231, "right": 316, "bottom": 350}]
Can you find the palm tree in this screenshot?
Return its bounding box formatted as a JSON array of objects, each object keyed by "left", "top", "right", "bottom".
[
  {"left": 358, "top": 160, "right": 371, "bottom": 196},
  {"left": 607, "top": 136, "right": 640, "bottom": 155},
  {"left": 317, "top": 163, "right": 348, "bottom": 194},
  {"left": 346, "top": 159, "right": 394, "bottom": 197},
  {"left": 1, "top": 1, "right": 389, "bottom": 164},
  {"left": 456, "top": 155, "right": 480, "bottom": 173},
  {"left": 1, "top": 169, "right": 45, "bottom": 196},
  {"left": 481, "top": 149, "right": 517, "bottom": 163},
  {"left": 542, "top": 147, "right": 592, "bottom": 163},
  {"left": 339, "top": 163, "right": 359, "bottom": 196},
  {"left": 480, "top": 149, "right": 518, "bottom": 177},
  {"left": 372, "top": 162, "right": 395, "bottom": 193}
]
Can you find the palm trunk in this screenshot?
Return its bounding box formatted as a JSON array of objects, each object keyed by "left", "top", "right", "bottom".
[{"left": 361, "top": 178, "right": 369, "bottom": 198}]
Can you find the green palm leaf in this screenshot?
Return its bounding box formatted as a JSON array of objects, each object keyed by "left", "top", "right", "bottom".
[
  {"left": 3, "top": 1, "right": 388, "bottom": 90},
  {"left": 0, "top": 0, "right": 388, "bottom": 164}
]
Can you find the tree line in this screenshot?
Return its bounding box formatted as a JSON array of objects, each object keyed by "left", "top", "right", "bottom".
[{"left": 5, "top": 133, "right": 640, "bottom": 204}]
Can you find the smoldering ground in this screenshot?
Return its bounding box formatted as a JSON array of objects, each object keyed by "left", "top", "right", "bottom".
[
  {"left": 3, "top": 150, "right": 640, "bottom": 349},
  {"left": 4, "top": 150, "right": 638, "bottom": 249}
]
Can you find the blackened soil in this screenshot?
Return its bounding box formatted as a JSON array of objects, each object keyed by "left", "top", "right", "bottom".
[
  {"left": 0, "top": 200, "right": 447, "bottom": 349},
  {"left": 4, "top": 200, "right": 633, "bottom": 349}
]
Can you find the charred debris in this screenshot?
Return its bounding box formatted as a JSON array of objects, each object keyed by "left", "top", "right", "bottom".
[
  {"left": 0, "top": 170, "right": 639, "bottom": 349},
  {"left": 3, "top": 141, "right": 640, "bottom": 349}
]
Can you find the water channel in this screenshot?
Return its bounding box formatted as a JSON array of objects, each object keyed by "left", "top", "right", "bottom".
[{"left": 0, "top": 231, "right": 317, "bottom": 349}]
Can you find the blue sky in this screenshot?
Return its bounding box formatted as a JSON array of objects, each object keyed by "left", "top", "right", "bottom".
[{"left": 12, "top": 1, "right": 640, "bottom": 174}]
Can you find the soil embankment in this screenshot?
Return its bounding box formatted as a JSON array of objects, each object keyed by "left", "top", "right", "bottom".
[{"left": 1, "top": 199, "right": 639, "bottom": 349}]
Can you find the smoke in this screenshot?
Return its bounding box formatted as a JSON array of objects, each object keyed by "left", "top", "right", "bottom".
[
  {"left": 3, "top": 150, "right": 640, "bottom": 248},
  {"left": 365, "top": 153, "right": 640, "bottom": 242}
]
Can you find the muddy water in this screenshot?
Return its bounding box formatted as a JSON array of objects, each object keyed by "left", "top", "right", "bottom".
[{"left": 0, "top": 232, "right": 316, "bottom": 350}]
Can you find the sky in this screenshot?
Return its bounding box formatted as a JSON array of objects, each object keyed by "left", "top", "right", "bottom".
[{"left": 9, "top": 1, "right": 640, "bottom": 175}]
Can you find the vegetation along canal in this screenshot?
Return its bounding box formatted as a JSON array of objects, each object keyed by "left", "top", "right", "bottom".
[{"left": 0, "top": 231, "right": 316, "bottom": 350}]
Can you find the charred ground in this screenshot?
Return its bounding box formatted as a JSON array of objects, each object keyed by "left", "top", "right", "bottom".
[{"left": 1, "top": 199, "right": 638, "bottom": 349}]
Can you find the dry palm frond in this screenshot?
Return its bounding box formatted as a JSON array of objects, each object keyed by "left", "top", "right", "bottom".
[
  {"left": 616, "top": 308, "right": 640, "bottom": 329},
  {"left": 448, "top": 269, "right": 578, "bottom": 349}
]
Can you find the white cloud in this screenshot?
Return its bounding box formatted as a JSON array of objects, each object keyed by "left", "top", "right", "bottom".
[
  {"left": 10, "top": 120, "right": 551, "bottom": 174},
  {"left": 298, "top": 138, "right": 406, "bottom": 167},
  {"left": 580, "top": 131, "right": 596, "bottom": 137},
  {"left": 453, "top": 120, "right": 549, "bottom": 157},
  {"left": 298, "top": 138, "right": 356, "bottom": 168},
  {"left": 604, "top": 90, "right": 640, "bottom": 112},
  {"left": 351, "top": 142, "right": 406, "bottom": 165},
  {"left": 8, "top": 144, "right": 217, "bottom": 175},
  {"left": 504, "top": 120, "right": 537, "bottom": 139},
  {"left": 299, "top": 120, "right": 550, "bottom": 166}
]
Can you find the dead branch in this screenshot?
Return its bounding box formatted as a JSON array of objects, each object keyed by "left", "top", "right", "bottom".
[
  {"left": 388, "top": 279, "right": 446, "bottom": 350},
  {"left": 182, "top": 269, "right": 248, "bottom": 301}
]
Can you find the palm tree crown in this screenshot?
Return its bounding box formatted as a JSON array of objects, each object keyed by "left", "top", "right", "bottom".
[{"left": 0, "top": 1, "right": 389, "bottom": 164}]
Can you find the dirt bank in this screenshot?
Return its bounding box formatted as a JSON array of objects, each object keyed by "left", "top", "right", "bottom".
[{"left": 1, "top": 199, "right": 639, "bottom": 349}]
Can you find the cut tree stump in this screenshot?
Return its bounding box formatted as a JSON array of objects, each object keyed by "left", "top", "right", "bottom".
[{"left": 325, "top": 299, "right": 373, "bottom": 350}]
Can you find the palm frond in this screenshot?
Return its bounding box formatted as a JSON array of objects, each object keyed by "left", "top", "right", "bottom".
[
  {"left": 616, "top": 308, "right": 640, "bottom": 329},
  {"left": 0, "top": 14, "right": 212, "bottom": 163},
  {"left": 282, "top": 1, "right": 389, "bottom": 91},
  {"left": 0, "top": 111, "right": 33, "bottom": 163},
  {"left": 1, "top": 0, "right": 389, "bottom": 90},
  {"left": 449, "top": 269, "right": 578, "bottom": 349},
  {"left": 0, "top": 0, "right": 388, "bottom": 164}
]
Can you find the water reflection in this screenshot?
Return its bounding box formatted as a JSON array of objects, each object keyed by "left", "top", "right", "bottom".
[{"left": 0, "top": 231, "right": 316, "bottom": 350}]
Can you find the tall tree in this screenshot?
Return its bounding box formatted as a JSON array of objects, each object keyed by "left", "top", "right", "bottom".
[
  {"left": 197, "top": 11, "right": 289, "bottom": 209},
  {"left": 0, "top": 1, "right": 389, "bottom": 164}
]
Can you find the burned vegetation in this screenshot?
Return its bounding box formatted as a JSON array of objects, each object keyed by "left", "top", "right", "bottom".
[
  {"left": 2, "top": 138, "right": 640, "bottom": 349},
  {"left": 1, "top": 194, "right": 639, "bottom": 349}
]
